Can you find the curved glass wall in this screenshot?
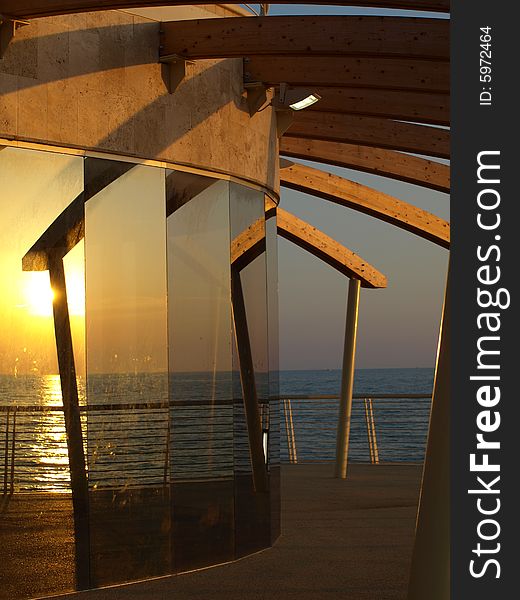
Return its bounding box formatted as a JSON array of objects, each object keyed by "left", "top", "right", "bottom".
[{"left": 0, "top": 146, "right": 279, "bottom": 599}]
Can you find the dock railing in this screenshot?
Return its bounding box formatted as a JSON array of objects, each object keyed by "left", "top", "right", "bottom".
[
  {"left": 1, "top": 393, "right": 431, "bottom": 493},
  {"left": 280, "top": 394, "right": 432, "bottom": 465}
]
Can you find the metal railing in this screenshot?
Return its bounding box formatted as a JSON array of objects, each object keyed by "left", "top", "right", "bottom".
[
  {"left": 1, "top": 393, "right": 431, "bottom": 493},
  {"left": 280, "top": 394, "right": 432, "bottom": 465}
]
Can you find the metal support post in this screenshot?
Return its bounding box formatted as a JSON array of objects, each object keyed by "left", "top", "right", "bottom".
[
  {"left": 48, "top": 251, "right": 90, "bottom": 590},
  {"left": 335, "top": 278, "right": 361, "bottom": 479}
]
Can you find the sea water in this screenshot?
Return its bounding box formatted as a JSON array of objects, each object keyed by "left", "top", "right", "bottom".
[{"left": 0, "top": 368, "right": 433, "bottom": 492}]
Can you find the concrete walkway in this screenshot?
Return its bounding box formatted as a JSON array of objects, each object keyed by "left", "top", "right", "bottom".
[{"left": 47, "top": 463, "right": 422, "bottom": 600}]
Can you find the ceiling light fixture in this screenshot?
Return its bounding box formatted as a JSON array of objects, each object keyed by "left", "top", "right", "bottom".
[
  {"left": 289, "top": 94, "right": 321, "bottom": 111},
  {"left": 277, "top": 83, "right": 321, "bottom": 111}
]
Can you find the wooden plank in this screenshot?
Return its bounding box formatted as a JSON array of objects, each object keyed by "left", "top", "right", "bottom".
[
  {"left": 280, "top": 161, "right": 450, "bottom": 248},
  {"left": 307, "top": 88, "right": 449, "bottom": 126},
  {"left": 280, "top": 138, "right": 450, "bottom": 192},
  {"left": 230, "top": 208, "right": 386, "bottom": 287},
  {"left": 245, "top": 56, "right": 449, "bottom": 94},
  {"left": 231, "top": 217, "right": 266, "bottom": 269},
  {"left": 1, "top": 2, "right": 451, "bottom": 20},
  {"left": 160, "top": 16, "right": 448, "bottom": 61},
  {"left": 22, "top": 160, "right": 134, "bottom": 272},
  {"left": 286, "top": 112, "right": 450, "bottom": 159},
  {"left": 277, "top": 208, "right": 387, "bottom": 288}
]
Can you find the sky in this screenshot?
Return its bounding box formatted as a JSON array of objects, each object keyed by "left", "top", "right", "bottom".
[
  {"left": 262, "top": 3, "right": 450, "bottom": 370},
  {"left": 0, "top": 4, "right": 450, "bottom": 375}
]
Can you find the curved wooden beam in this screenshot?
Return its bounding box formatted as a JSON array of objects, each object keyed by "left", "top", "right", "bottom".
[
  {"left": 280, "top": 138, "right": 450, "bottom": 193},
  {"left": 244, "top": 56, "right": 449, "bottom": 94},
  {"left": 230, "top": 208, "right": 387, "bottom": 288},
  {"left": 0, "top": 2, "right": 451, "bottom": 20},
  {"left": 277, "top": 208, "right": 387, "bottom": 288},
  {"left": 160, "top": 16, "right": 448, "bottom": 61},
  {"left": 308, "top": 88, "right": 449, "bottom": 126},
  {"left": 286, "top": 112, "right": 450, "bottom": 159},
  {"left": 280, "top": 161, "right": 450, "bottom": 248}
]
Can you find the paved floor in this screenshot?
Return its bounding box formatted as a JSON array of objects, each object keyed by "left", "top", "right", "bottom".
[{"left": 45, "top": 463, "right": 422, "bottom": 600}]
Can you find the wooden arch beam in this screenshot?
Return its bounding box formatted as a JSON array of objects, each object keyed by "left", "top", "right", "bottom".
[
  {"left": 160, "top": 16, "right": 449, "bottom": 61},
  {"left": 244, "top": 56, "right": 449, "bottom": 94},
  {"left": 307, "top": 88, "right": 449, "bottom": 126},
  {"left": 0, "top": 2, "right": 451, "bottom": 20},
  {"left": 280, "top": 138, "right": 450, "bottom": 193},
  {"left": 286, "top": 112, "right": 450, "bottom": 159},
  {"left": 280, "top": 161, "right": 450, "bottom": 248},
  {"left": 277, "top": 208, "right": 387, "bottom": 288},
  {"left": 230, "top": 208, "right": 387, "bottom": 288}
]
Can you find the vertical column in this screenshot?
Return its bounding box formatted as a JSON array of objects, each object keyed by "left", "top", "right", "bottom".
[
  {"left": 334, "top": 277, "right": 361, "bottom": 479},
  {"left": 48, "top": 250, "right": 90, "bottom": 590},
  {"left": 231, "top": 267, "right": 268, "bottom": 493},
  {"left": 408, "top": 272, "right": 450, "bottom": 600}
]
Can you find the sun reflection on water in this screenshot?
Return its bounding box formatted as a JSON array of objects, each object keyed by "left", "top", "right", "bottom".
[{"left": 25, "top": 374, "right": 86, "bottom": 493}]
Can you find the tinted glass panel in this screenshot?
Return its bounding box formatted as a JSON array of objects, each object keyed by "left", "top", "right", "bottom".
[
  {"left": 229, "top": 183, "right": 270, "bottom": 557},
  {"left": 84, "top": 163, "right": 169, "bottom": 586},
  {"left": 266, "top": 207, "right": 281, "bottom": 542},
  {"left": 0, "top": 147, "right": 84, "bottom": 599},
  {"left": 167, "top": 176, "right": 235, "bottom": 571}
]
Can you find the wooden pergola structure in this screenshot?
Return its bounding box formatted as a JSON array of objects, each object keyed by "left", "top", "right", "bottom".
[{"left": 6, "top": 3, "right": 450, "bottom": 600}]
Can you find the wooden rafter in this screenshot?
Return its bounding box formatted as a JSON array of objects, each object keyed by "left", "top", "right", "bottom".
[
  {"left": 244, "top": 56, "right": 449, "bottom": 94},
  {"left": 277, "top": 208, "right": 387, "bottom": 288},
  {"left": 280, "top": 161, "right": 450, "bottom": 248},
  {"left": 0, "top": 1, "right": 451, "bottom": 20},
  {"left": 280, "top": 138, "right": 450, "bottom": 192},
  {"left": 230, "top": 208, "right": 387, "bottom": 288},
  {"left": 307, "top": 88, "right": 449, "bottom": 126},
  {"left": 286, "top": 112, "right": 450, "bottom": 159},
  {"left": 160, "top": 16, "right": 449, "bottom": 61}
]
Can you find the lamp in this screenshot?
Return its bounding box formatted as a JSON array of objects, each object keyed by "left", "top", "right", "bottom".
[{"left": 276, "top": 83, "right": 321, "bottom": 111}]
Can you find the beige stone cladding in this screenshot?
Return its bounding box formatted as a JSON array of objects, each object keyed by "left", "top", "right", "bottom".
[{"left": 0, "top": 7, "right": 278, "bottom": 193}]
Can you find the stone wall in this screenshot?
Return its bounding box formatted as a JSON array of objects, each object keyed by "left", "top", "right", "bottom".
[{"left": 0, "top": 7, "right": 279, "bottom": 192}]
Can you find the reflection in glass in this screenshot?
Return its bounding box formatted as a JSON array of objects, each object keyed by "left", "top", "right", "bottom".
[
  {"left": 85, "top": 163, "right": 170, "bottom": 586},
  {"left": 167, "top": 175, "right": 235, "bottom": 570},
  {"left": 230, "top": 183, "right": 271, "bottom": 556},
  {"left": 266, "top": 207, "right": 281, "bottom": 542},
  {"left": 1, "top": 148, "right": 279, "bottom": 598},
  {"left": 0, "top": 147, "right": 83, "bottom": 600}
]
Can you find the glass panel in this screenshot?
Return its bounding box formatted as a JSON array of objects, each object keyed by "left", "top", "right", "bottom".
[
  {"left": 0, "top": 147, "right": 84, "bottom": 600},
  {"left": 265, "top": 205, "right": 281, "bottom": 543},
  {"left": 84, "top": 162, "right": 169, "bottom": 586},
  {"left": 229, "top": 183, "right": 271, "bottom": 557},
  {"left": 167, "top": 175, "right": 235, "bottom": 571}
]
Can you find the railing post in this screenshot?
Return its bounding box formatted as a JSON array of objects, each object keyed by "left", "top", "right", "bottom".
[
  {"left": 364, "top": 399, "right": 374, "bottom": 463},
  {"left": 287, "top": 399, "right": 297, "bottom": 464},
  {"left": 335, "top": 278, "right": 361, "bottom": 478},
  {"left": 283, "top": 400, "right": 292, "bottom": 462},
  {"left": 283, "top": 399, "right": 297, "bottom": 464},
  {"left": 3, "top": 409, "right": 9, "bottom": 495},
  {"left": 163, "top": 417, "right": 170, "bottom": 487},
  {"left": 9, "top": 407, "right": 16, "bottom": 494},
  {"left": 369, "top": 399, "right": 379, "bottom": 465}
]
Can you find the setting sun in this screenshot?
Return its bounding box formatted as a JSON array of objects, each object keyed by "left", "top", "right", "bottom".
[
  {"left": 23, "top": 272, "right": 54, "bottom": 317},
  {"left": 22, "top": 267, "right": 85, "bottom": 318}
]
